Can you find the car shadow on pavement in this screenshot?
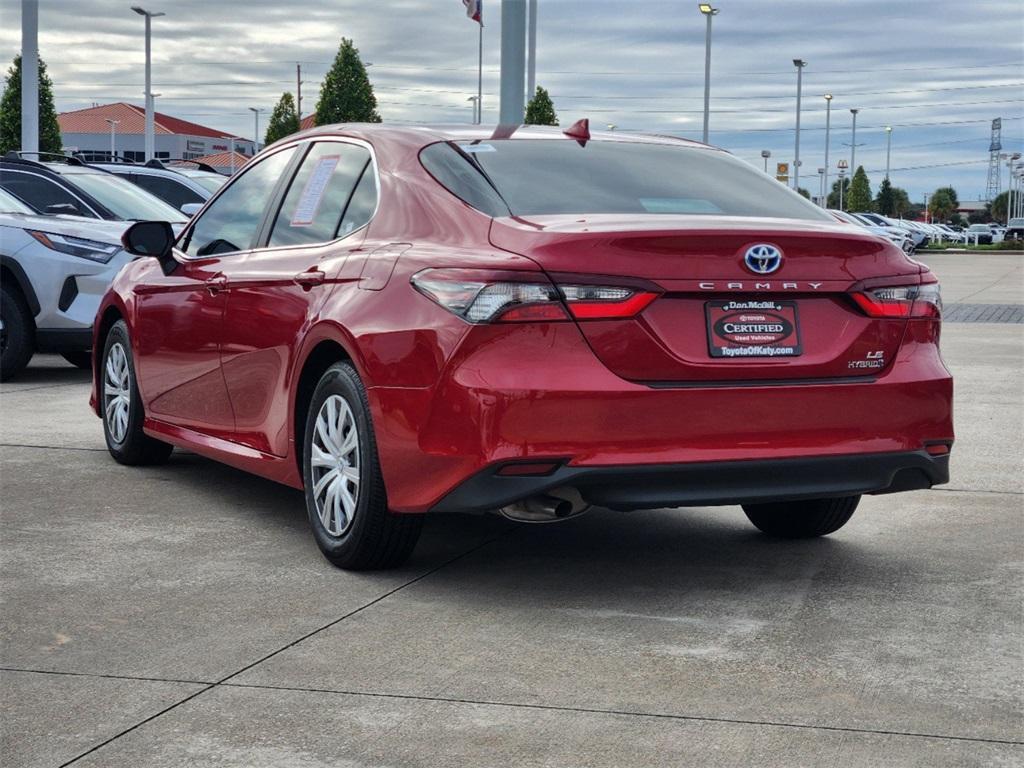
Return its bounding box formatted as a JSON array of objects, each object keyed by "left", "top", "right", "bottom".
[
  {"left": 2, "top": 360, "right": 92, "bottom": 386},
  {"left": 155, "top": 449, "right": 859, "bottom": 592}
]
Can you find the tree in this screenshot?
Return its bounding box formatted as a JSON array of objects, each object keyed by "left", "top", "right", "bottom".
[
  {"left": 891, "top": 187, "right": 913, "bottom": 218},
  {"left": 795, "top": 187, "right": 811, "bottom": 199},
  {"left": 524, "top": 86, "right": 558, "bottom": 126},
  {"left": 826, "top": 176, "right": 851, "bottom": 209},
  {"left": 928, "top": 187, "right": 957, "bottom": 223},
  {"left": 315, "top": 38, "right": 380, "bottom": 125},
  {"left": 990, "top": 191, "right": 1009, "bottom": 224},
  {"left": 875, "top": 178, "right": 896, "bottom": 216},
  {"left": 934, "top": 186, "right": 959, "bottom": 211},
  {"left": 264, "top": 92, "right": 300, "bottom": 145},
  {"left": 0, "top": 54, "right": 63, "bottom": 155},
  {"left": 846, "top": 165, "right": 873, "bottom": 212}
]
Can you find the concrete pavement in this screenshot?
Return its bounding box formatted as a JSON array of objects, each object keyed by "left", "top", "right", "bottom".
[{"left": 2, "top": 252, "right": 1021, "bottom": 766}]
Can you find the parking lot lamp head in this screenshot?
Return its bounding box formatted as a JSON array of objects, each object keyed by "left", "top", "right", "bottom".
[{"left": 699, "top": 5, "right": 719, "bottom": 144}]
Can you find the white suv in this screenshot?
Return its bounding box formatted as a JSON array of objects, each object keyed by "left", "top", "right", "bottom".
[{"left": 0, "top": 188, "right": 134, "bottom": 379}]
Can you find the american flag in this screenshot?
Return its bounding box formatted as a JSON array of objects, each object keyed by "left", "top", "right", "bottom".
[{"left": 462, "top": 0, "right": 482, "bottom": 24}]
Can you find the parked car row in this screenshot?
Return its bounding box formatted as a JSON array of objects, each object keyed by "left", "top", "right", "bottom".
[{"left": 0, "top": 153, "right": 214, "bottom": 380}]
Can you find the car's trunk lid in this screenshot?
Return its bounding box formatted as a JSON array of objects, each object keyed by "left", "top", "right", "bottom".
[{"left": 489, "top": 214, "right": 923, "bottom": 383}]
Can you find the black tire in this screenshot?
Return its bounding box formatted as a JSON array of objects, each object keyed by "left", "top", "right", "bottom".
[
  {"left": 303, "top": 362, "right": 422, "bottom": 570},
  {"left": 742, "top": 496, "right": 859, "bottom": 538},
  {"left": 61, "top": 350, "right": 93, "bottom": 370},
  {"left": 1, "top": 282, "right": 35, "bottom": 381},
  {"left": 101, "top": 320, "right": 173, "bottom": 466}
]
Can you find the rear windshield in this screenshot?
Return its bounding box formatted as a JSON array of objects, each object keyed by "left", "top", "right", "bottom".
[{"left": 421, "top": 139, "right": 831, "bottom": 221}]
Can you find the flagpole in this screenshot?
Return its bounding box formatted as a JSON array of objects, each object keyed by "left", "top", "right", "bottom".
[{"left": 477, "top": 17, "right": 483, "bottom": 124}]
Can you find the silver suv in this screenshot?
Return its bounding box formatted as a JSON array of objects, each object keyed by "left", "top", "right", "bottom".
[{"left": 0, "top": 187, "right": 134, "bottom": 380}]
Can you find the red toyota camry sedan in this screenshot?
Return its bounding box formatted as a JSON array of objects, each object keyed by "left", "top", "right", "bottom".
[{"left": 90, "top": 123, "right": 953, "bottom": 569}]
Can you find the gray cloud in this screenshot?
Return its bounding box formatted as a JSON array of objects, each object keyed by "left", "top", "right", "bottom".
[{"left": 2, "top": 0, "right": 1021, "bottom": 200}]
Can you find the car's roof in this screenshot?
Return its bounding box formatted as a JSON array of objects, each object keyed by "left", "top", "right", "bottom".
[{"left": 286, "top": 122, "right": 715, "bottom": 151}]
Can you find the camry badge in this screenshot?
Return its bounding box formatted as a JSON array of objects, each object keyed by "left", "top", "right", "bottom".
[{"left": 743, "top": 244, "right": 783, "bottom": 275}]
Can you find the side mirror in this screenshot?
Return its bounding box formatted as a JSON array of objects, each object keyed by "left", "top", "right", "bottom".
[
  {"left": 122, "top": 221, "right": 178, "bottom": 273},
  {"left": 180, "top": 202, "right": 202, "bottom": 216},
  {"left": 45, "top": 203, "right": 79, "bottom": 215}
]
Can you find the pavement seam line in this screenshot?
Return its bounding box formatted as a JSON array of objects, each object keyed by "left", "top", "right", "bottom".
[
  {"left": 0, "top": 380, "right": 92, "bottom": 394},
  {"left": 219, "top": 681, "right": 1024, "bottom": 747},
  {"left": 0, "top": 442, "right": 107, "bottom": 453},
  {"left": 0, "top": 666, "right": 213, "bottom": 687},
  {"left": 54, "top": 529, "right": 513, "bottom": 767}
]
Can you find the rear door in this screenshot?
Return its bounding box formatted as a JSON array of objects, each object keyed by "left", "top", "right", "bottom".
[{"left": 217, "top": 139, "right": 377, "bottom": 456}]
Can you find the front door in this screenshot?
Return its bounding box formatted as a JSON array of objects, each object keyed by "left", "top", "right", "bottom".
[
  {"left": 133, "top": 255, "right": 235, "bottom": 438},
  {"left": 132, "top": 145, "right": 299, "bottom": 439},
  {"left": 217, "top": 140, "right": 377, "bottom": 456}
]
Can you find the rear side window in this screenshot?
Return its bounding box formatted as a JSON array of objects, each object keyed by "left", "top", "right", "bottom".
[
  {"left": 0, "top": 171, "right": 95, "bottom": 217},
  {"left": 132, "top": 174, "right": 204, "bottom": 210},
  {"left": 420, "top": 143, "right": 508, "bottom": 217},
  {"left": 268, "top": 142, "right": 371, "bottom": 247},
  {"left": 424, "top": 139, "right": 831, "bottom": 222}
]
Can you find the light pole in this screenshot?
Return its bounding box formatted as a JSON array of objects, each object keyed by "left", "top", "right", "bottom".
[
  {"left": 792, "top": 59, "right": 806, "bottom": 192},
  {"left": 499, "top": 0, "right": 527, "bottom": 125},
  {"left": 699, "top": 4, "right": 719, "bottom": 144},
  {"left": 849, "top": 108, "right": 859, "bottom": 172},
  {"left": 248, "top": 107, "right": 262, "bottom": 154},
  {"left": 837, "top": 159, "right": 848, "bottom": 211},
  {"left": 467, "top": 96, "right": 479, "bottom": 124},
  {"left": 817, "top": 167, "right": 825, "bottom": 206},
  {"left": 105, "top": 118, "right": 120, "bottom": 159},
  {"left": 21, "top": 0, "right": 39, "bottom": 155},
  {"left": 1007, "top": 153, "right": 1021, "bottom": 225},
  {"left": 761, "top": 149, "right": 771, "bottom": 173},
  {"left": 884, "top": 126, "right": 892, "bottom": 182},
  {"left": 823, "top": 93, "right": 832, "bottom": 204},
  {"left": 131, "top": 6, "right": 165, "bottom": 162}
]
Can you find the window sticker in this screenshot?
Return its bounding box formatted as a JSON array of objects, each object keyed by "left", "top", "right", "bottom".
[
  {"left": 290, "top": 155, "right": 340, "bottom": 226},
  {"left": 463, "top": 143, "right": 496, "bottom": 153}
]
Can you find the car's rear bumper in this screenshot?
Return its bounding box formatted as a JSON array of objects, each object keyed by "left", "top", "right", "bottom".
[
  {"left": 368, "top": 321, "right": 953, "bottom": 514},
  {"left": 431, "top": 450, "right": 950, "bottom": 513}
]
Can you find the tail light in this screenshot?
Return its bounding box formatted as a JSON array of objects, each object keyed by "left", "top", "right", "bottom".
[
  {"left": 411, "top": 268, "right": 659, "bottom": 324},
  {"left": 852, "top": 282, "right": 941, "bottom": 319}
]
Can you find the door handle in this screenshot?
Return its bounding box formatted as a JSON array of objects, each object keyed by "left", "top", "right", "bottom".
[
  {"left": 293, "top": 270, "right": 326, "bottom": 290},
  {"left": 205, "top": 275, "right": 228, "bottom": 295}
]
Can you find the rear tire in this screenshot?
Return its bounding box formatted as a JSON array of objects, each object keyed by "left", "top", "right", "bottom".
[
  {"left": 742, "top": 496, "right": 859, "bottom": 538},
  {"left": 61, "top": 351, "right": 93, "bottom": 370},
  {"left": 1, "top": 282, "right": 35, "bottom": 381},
  {"left": 303, "top": 362, "right": 422, "bottom": 570},
  {"left": 101, "top": 320, "right": 173, "bottom": 466}
]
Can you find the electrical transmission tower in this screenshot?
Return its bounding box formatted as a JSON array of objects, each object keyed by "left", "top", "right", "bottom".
[{"left": 986, "top": 118, "right": 1002, "bottom": 202}]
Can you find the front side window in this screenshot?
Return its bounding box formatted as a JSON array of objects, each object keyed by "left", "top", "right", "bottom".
[
  {"left": 423, "top": 139, "right": 832, "bottom": 222},
  {"left": 268, "top": 142, "right": 372, "bottom": 248},
  {"left": 183, "top": 147, "right": 297, "bottom": 257},
  {"left": 0, "top": 171, "right": 95, "bottom": 217}
]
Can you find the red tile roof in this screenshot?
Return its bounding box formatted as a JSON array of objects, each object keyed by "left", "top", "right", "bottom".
[
  {"left": 58, "top": 103, "right": 235, "bottom": 138},
  {"left": 300, "top": 114, "right": 316, "bottom": 130},
  {"left": 191, "top": 150, "right": 252, "bottom": 171}
]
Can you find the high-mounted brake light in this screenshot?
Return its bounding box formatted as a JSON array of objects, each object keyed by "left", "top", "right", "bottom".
[
  {"left": 411, "top": 269, "right": 659, "bottom": 324},
  {"left": 852, "top": 283, "right": 941, "bottom": 319}
]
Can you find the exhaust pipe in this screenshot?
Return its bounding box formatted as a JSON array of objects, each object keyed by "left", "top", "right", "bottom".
[{"left": 499, "top": 488, "right": 590, "bottom": 523}]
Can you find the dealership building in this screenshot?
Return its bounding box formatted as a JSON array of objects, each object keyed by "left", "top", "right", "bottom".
[{"left": 57, "top": 102, "right": 257, "bottom": 163}]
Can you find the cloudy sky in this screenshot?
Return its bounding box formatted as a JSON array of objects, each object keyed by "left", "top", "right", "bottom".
[{"left": 2, "top": 0, "right": 1021, "bottom": 201}]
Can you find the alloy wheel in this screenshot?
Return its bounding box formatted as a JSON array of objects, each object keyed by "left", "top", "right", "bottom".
[
  {"left": 103, "top": 343, "right": 131, "bottom": 444},
  {"left": 310, "top": 394, "right": 361, "bottom": 537}
]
